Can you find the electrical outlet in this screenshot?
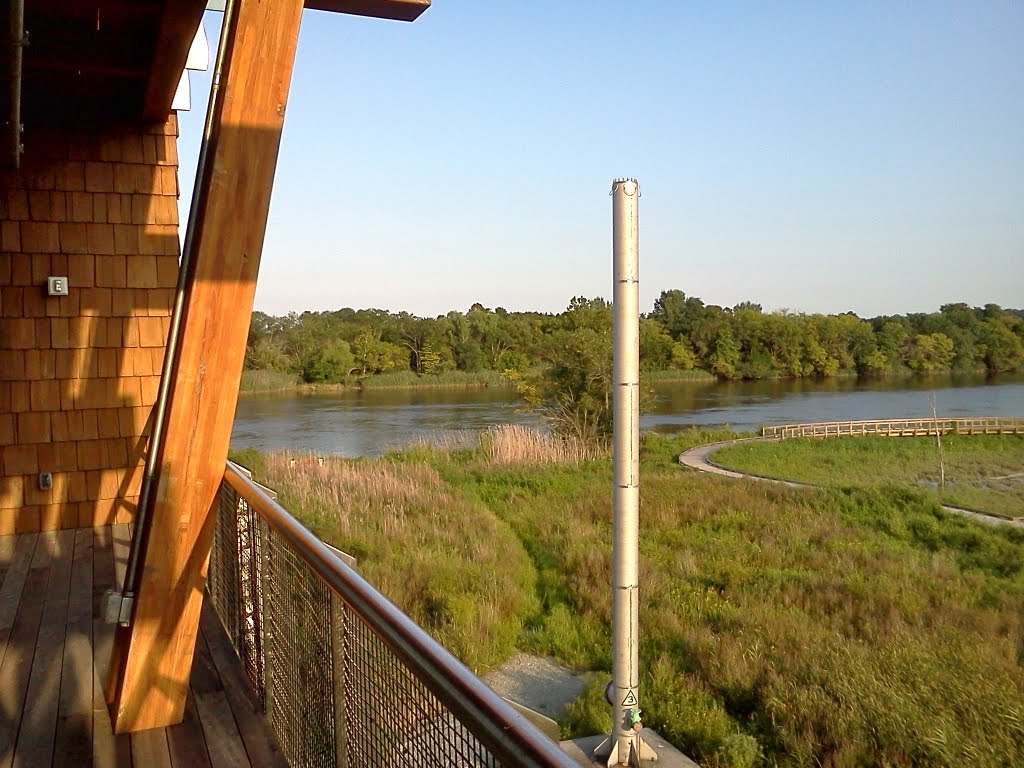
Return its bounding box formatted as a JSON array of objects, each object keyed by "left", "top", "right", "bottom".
[
  {"left": 39, "top": 472, "right": 53, "bottom": 490},
  {"left": 47, "top": 276, "right": 69, "bottom": 296}
]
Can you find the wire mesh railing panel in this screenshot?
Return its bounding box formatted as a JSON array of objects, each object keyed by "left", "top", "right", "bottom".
[
  {"left": 209, "top": 483, "right": 241, "bottom": 647},
  {"left": 236, "top": 499, "right": 265, "bottom": 703},
  {"left": 209, "top": 483, "right": 267, "bottom": 704},
  {"left": 343, "top": 607, "right": 500, "bottom": 768},
  {"left": 265, "top": 527, "right": 337, "bottom": 768},
  {"left": 212, "top": 467, "right": 575, "bottom": 768}
]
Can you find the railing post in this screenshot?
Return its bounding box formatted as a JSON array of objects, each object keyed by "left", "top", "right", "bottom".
[{"left": 330, "top": 593, "right": 348, "bottom": 768}]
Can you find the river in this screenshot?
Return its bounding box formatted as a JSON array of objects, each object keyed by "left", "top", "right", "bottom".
[{"left": 231, "top": 372, "right": 1024, "bottom": 457}]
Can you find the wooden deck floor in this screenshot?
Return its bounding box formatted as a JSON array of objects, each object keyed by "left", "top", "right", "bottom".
[{"left": 0, "top": 525, "right": 288, "bottom": 768}]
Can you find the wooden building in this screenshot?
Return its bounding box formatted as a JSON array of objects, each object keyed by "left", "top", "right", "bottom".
[{"left": 0, "top": 1, "right": 442, "bottom": 763}]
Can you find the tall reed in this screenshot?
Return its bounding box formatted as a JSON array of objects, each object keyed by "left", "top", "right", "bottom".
[{"left": 481, "top": 424, "right": 606, "bottom": 465}]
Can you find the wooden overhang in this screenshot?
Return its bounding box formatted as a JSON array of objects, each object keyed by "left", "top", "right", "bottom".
[
  {"left": 4, "top": 0, "right": 429, "bottom": 127},
  {"left": 307, "top": 0, "right": 430, "bottom": 22}
]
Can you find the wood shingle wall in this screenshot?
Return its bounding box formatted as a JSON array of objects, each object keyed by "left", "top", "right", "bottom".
[{"left": 0, "top": 116, "right": 180, "bottom": 534}]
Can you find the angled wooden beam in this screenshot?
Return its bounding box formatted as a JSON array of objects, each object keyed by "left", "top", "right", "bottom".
[
  {"left": 107, "top": 0, "right": 305, "bottom": 733},
  {"left": 142, "top": 0, "right": 208, "bottom": 120},
  {"left": 303, "top": 0, "right": 430, "bottom": 20}
]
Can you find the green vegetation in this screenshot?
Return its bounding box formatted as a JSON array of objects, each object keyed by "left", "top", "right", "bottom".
[
  {"left": 714, "top": 434, "right": 1024, "bottom": 519},
  {"left": 233, "top": 429, "right": 1024, "bottom": 766},
  {"left": 239, "top": 368, "right": 301, "bottom": 392},
  {"left": 357, "top": 369, "right": 508, "bottom": 390},
  {"left": 244, "top": 297, "right": 1024, "bottom": 387}
]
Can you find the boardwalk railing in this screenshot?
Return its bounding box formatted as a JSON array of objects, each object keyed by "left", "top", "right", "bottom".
[
  {"left": 762, "top": 416, "right": 1024, "bottom": 440},
  {"left": 207, "top": 461, "right": 575, "bottom": 768}
]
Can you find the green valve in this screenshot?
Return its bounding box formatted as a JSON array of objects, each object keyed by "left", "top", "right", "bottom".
[{"left": 627, "top": 707, "right": 643, "bottom": 728}]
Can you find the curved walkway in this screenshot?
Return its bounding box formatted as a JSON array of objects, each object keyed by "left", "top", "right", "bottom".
[{"left": 679, "top": 437, "right": 1024, "bottom": 529}]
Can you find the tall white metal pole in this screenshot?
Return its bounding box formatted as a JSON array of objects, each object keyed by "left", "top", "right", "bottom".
[{"left": 602, "top": 179, "right": 656, "bottom": 767}]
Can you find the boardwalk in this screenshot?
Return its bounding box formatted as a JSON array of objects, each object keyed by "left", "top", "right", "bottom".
[
  {"left": 0, "top": 525, "right": 287, "bottom": 768},
  {"left": 762, "top": 416, "right": 1024, "bottom": 439}
]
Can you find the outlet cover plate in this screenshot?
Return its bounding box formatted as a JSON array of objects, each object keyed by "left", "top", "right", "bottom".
[{"left": 47, "top": 276, "right": 69, "bottom": 296}]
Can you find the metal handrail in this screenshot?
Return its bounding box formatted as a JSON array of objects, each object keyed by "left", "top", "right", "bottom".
[{"left": 222, "top": 461, "right": 576, "bottom": 768}]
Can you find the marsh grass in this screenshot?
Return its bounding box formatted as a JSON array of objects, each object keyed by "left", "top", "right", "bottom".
[
  {"left": 253, "top": 450, "right": 538, "bottom": 672},
  {"left": 433, "top": 432, "right": 1024, "bottom": 765},
  {"left": 643, "top": 369, "right": 716, "bottom": 382},
  {"left": 239, "top": 368, "right": 300, "bottom": 392},
  {"left": 481, "top": 424, "right": 605, "bottom": 464},
  {"left": 359, "top": 370, "right": 509, "bottom": 389},
  {"left": 713, "top": 434, "right": 1024, "bottom": 518},
  {"left": 234, "top": 430, "right": 1024, "bottom": 766}
]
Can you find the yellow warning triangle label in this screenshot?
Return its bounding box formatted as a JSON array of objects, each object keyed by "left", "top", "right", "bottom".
[{"left": 621, "top": 690, "right": 638, "bottom": 707}]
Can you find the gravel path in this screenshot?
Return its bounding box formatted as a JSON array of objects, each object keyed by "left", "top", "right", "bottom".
[
  {"left": 483, "top": 652, "right": 587, "bottom": 721},
  {"left": 678, "top": 438, "right": 1024, "bottom": 529}
]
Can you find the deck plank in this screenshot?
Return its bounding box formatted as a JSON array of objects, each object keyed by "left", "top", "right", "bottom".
[
  {"left": 0, "top": 532, "right": 56, "bottom": 768},
  {"left": 192, "top": 627, "right": 252, "bottom": 767},
  {"left": 0, "top": 535, "right": 37, "bottom": 671},
  {"left": 92, "top": 527, "right": 132, "bottom": 768},
  {"left": 165, "top": 690, "right": 212, "bottom": 768},
  {"left": 13, "top": 530, "right": 77, "bottom": 768},
  {"left": 194, "top": 691, "right": 252, "bottom": 768},
  {"left": 0, "top": 524, "right": 284, "bottom": 768},
  {"left": 53, "top": 529, "right": 95, "bottom": 767},
  {"left": 0, "top": 534, "right": 16, "bottom": 590},
  {"left": 200, "top": 602, "right": 288, "bottom": 768},
  {"left": 129, "top": 729, "right": 171, "bottom": 768}
]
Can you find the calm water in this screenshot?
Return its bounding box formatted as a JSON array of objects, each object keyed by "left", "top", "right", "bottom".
[{"left": 231, "top": 373, "right": 1024, "bottom": 457}]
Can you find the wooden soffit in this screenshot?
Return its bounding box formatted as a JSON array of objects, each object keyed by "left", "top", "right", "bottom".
[
  {"left": 304, "top": 0, "right": 430, "bottom": 22},
  {"left": 144, "top": 0, "right": 210, "bottom": 120}
]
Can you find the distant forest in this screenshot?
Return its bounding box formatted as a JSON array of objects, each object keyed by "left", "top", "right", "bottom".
[{"left": 245, "top": 292, "right": 1024, "bottom": 384}]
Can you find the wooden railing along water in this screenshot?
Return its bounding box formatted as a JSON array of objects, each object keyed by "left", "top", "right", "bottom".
[
  {"left": 206, "top": 461, "right": 575, "bottom": 768},
  {"left": 762, "top": 417, "right": 1024, "bottom": 440}
]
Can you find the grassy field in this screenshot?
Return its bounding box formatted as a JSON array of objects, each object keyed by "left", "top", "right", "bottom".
[
  {"left": 232, "top": 428, "right": 1024, "bottom": 767},
  {"left": 713, "top": 434, "right": 1024, "bottom": 519}
]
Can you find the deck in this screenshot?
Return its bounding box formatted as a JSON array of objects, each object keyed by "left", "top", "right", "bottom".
[{"left": 0, "top": 525, "right": 288, "bottom": 768}]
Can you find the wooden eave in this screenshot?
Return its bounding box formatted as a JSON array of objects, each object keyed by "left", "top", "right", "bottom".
[
  {"left": 304, "top": 0, "right": 430, "bottom": 21},
  {"left": 10, "top": 0, "right": 429, "bottom": 128},
  {"left": 143, "top": 0, "right": 211, "bottom": 120}
]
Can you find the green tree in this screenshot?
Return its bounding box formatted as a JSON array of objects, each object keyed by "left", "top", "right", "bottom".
[
  {"left": 512, "top": 297, "right": 614, "bottom": 443},
  {"left": 670, "top": 340, "right": 698, "bottom": 370},
  {"left": 651, "top": 289, "right": 705, "bottom": 339},
  {"left": 352, "top": 328, "right": 405, "bottom": 375},
  {"left": 639, "top": 318, "right": 675, "bottom": 371},
  {"left": 907, "top": 332, "right": 955, "bottom": 372},
  {"left": 709, "top": 326, "right": 741, "bottom": 379},
  {"left": 979, "top": 318, "right": 1024, "bottom": 372},
  {"left": 301, "top": 340, "right": 355, "bottom": 383}
]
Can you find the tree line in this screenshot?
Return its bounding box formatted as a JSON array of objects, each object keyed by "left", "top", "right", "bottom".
[{"left": 246, "top": 293, "right": 1024, "bottom": 385}]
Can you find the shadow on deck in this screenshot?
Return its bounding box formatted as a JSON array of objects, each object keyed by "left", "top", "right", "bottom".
[{"left": 0, "top": 525, "right": 287, "bottom": 768}]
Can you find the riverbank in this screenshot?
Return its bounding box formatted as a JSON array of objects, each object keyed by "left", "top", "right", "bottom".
[
  {"left": 238, "top": 367, "right": 719, "bottom": 394},
  {"left": 238, "top": 368, "right": 514, "bottom": 394},
  {"left": 230, "top": 428, "right": 1024, "bottom": 767},
  {"left": 239, "top": 366, "right": 1016, "bottom": 396}
]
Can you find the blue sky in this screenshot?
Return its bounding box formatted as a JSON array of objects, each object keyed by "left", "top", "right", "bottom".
[{"left": 178, "top": 1, "right": 1023, "bottom": 319}]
